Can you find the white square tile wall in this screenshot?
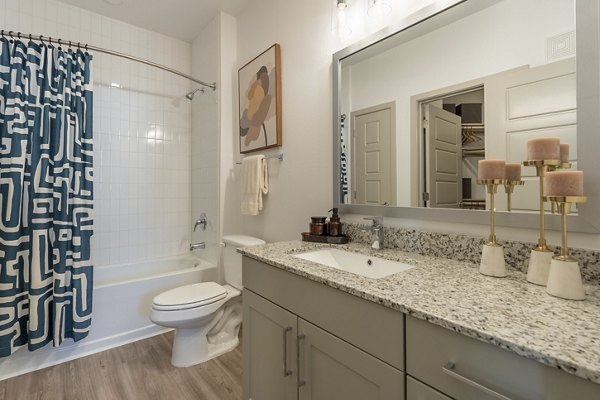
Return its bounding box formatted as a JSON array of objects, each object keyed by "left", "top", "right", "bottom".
[{"left": 1, "top": 0, "right": 194, "bottom": 266}]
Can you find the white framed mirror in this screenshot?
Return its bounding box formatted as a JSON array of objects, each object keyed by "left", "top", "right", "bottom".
[{"left": 333, "top": 0, "right": 600, "bottom": 233}]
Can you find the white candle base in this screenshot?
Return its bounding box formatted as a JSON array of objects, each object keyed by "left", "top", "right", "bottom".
[
  {"left": 546, "top": 259, "right": 585, "bottom": 300},
  {"left": 480, "top": 244, "right": 507, "bottom": 277},
  {"left": 526, "top": 249, "right": 553, "bottom": 285}
]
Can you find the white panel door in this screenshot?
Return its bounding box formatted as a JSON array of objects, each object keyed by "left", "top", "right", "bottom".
[
  {"left": 352, "top": 104, "right": 395, "bottom": 205},
  {"left": 425, "top": 104, "right": 462, "bottom": 208},
  {"left": 486, "top": 58, "right": 576, "bottom": 212}
]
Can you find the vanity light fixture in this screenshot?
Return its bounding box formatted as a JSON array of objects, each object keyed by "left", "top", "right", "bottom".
[
  {"left": 335, "top": 0, "right": 352, "bottom": 38},
  {"left": 367, "top": 0, "right": 392, "bottom": 17}
]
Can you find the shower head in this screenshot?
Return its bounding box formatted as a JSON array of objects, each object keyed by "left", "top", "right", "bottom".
[{"left": 185, "top": 87, "right": 205, "bottom": 100}]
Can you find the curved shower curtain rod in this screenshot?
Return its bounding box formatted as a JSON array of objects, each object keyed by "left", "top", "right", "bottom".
[{"left": 0, "top": 30, "right": 217, "bottom": 91}]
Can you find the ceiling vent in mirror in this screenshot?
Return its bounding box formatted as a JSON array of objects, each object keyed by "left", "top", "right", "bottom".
[{"left": 546, "top": 31, "right": 575, "bottom": 61}]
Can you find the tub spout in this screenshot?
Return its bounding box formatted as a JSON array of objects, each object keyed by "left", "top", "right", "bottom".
[{"left": 190, "top": 242, "right": 206, "bottom": 251}]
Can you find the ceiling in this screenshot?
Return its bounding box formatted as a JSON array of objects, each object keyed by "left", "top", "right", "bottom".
[{"left": 58, "top": 0, "right": 250, "bottom": 42}]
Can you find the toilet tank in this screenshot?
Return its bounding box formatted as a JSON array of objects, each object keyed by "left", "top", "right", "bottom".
[{"left": 222, "top": 235, "right": 266, "bottom": 289}]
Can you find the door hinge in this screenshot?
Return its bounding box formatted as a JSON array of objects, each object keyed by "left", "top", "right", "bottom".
[
  {"left": 423, "top": 192, "right": 430, "bottom": 202},
  {"left": 423, "top": 118, "right": 429, "bottom": 129}
]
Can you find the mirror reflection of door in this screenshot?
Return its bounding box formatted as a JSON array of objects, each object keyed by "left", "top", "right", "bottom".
[
  {"left": 423, "top": 104, "right": 463, "bottom": 208},
  {"left": 486, "top": 57, "right": 577, "bottom": 213},
  {"left": 351, "top": 103, "right": 396, "bottom": 205}
]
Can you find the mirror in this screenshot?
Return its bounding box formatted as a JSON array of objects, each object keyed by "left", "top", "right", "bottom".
[{"left": 333, "top": 0, "right": 600, "bottom": 232}]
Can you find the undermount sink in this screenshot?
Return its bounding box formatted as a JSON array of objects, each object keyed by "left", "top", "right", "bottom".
[{"left": 293, "top": 248, "right": 415, "bottom": 279}]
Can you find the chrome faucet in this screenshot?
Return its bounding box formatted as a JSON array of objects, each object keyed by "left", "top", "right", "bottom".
[
  {"left": 194, "top": 212, "right": 207, "bottom": 232},
  {"left": 362, "top": 216, "right": 384, "bottom": 250},
  {"left": 190, "top": 242, "right": 206, "bottom": 251}
]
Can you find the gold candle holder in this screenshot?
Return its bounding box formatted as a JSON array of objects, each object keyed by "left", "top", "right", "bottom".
[
  {"left": 477, "top": 179, "right": 507, "bottom": 277},
  {"left": 503, "top": 180, "right": 524, "bottom": 212},
  {"left": 477, "top": 179, "right": 506, "bottom": 245},
  {"left": 544, "top": 195, "right": 587, "bottom": 300},
  {"left": 544, "top": 196, "right": 587, "bottom": 261},
  {"left": 522, "top": 160, "right": 561, "bottom": 251}
]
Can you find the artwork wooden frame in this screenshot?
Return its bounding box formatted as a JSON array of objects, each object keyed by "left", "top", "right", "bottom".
[{"left": 238, "top": 43, "right": 282, "bottom": 154}]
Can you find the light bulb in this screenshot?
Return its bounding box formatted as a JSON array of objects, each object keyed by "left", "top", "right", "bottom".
[{"left": 367, "top": 0, "right": 392, "bottom": 17}]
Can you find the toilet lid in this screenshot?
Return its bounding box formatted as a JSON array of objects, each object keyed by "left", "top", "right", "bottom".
[{"left": 152, "top": 282, "right": 227, "bottom": 311}]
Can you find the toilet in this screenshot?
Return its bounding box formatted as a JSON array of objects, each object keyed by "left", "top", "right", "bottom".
[{"left": 150, "top": 235, "right": 265, "bottom": 367}]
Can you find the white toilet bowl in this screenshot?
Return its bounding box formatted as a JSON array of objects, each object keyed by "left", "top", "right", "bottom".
[
  {"left": 150, "top": 234, "right": 265, "bottom": 367},
  {"left": 150, "top": 282, "right": 242, "bottom": 367}
]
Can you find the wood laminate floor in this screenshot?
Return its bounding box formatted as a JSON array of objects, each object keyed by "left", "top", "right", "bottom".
[{"left": 0, "top": 332, "right": 242, "bottom": 400}]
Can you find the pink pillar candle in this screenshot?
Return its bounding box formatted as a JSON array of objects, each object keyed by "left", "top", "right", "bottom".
[
  {"left": 527, "top": 137, "right": 560, "bottom": 161},
  {"left": 478, "top": 160, "right": 506, "bottom": 180},
  {"left": 505, "top": 163, "right": 522, "bottom": 181},
  {"left": 560, "top": 143, "right": 570, "bottom": 163},
  {"left": 544, "top": 171, "right": 584, "bottom": 196}
]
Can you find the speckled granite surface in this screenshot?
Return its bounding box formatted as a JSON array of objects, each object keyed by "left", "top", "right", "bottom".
[
  {"left": 345, "top": 222, "right": 600, "bottom": 285},
  {"left": 240, "top": 241, "right": 600, "bottom": 384}
]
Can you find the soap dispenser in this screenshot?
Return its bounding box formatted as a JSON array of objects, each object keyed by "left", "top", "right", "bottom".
[{"left": 328, "top": 208, "right": 343, "bottom": 236}]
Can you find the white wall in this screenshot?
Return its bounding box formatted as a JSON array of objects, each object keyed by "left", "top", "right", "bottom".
[
  {"left": 191, "top": 17, "right": 220, "bottom": 265},
  {"left": 231, "top": 0, "right": 600, "bottom": 250},
  {"left": 233, "top": 0, "right": 335, "bottom": 242},
  {"left": 218, "top": 13, "right": 241, "bottom": 240},
  {"left": 0, "top": 0, "right": 193, "bottom": 266}
]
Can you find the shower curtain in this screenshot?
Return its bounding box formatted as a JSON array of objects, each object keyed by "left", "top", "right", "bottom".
[{"left": 0, "top": 37, "right": 94, "bottom": 356}]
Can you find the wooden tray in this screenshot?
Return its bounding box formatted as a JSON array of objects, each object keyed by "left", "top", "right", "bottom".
[{"left": 301, "top": 232, "right": 350, "bottom": 244}]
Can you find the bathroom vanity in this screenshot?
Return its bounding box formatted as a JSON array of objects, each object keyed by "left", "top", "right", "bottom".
[{"left": 241, "top": 242, "right": 600, "bottom": 400}]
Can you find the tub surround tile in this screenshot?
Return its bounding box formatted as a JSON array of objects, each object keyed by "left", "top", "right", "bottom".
[
  {"left": 239, "top": 241, "right": 600, "bottom": 385},
  {"left": 344, "top": 222, "right": 600, "bottom": 285}
]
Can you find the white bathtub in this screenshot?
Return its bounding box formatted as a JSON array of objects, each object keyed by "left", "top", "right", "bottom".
[{"left": 0, "top": 254, "right": 217, "bottom": 380}]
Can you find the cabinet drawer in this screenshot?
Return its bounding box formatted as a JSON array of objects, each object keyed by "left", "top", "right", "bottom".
[
  {"left": 407, "top": 376, "right": 451, "bottom": 400},
  {"left": 406, "top": 315, "right": 600, "bottom": 400},
  {"left": 243, "top": 256, "right": 404, "bottom": 370}
]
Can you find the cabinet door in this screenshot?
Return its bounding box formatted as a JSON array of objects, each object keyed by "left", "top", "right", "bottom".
[
  {"left": 298, "top": 319, "right": 404, "bottom": 400},
  {"left": 407, "top": 376, "right": 451, "bottom": 400},
  {"left": 243, "top": 289, "right": 298, "bottom": 400}
]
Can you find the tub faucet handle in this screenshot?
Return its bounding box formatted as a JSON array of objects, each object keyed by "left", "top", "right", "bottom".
[{"left": 194, "top": 213, "right": 207, "bottom": 231}]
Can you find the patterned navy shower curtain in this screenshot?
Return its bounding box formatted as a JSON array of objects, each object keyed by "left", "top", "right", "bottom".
[{"left": 0, "top": 38, "right": 94, "bottom": 356}]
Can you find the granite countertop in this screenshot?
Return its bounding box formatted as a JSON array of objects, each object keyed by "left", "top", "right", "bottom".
[{"left": 239, "top": 241, "right": 600, "bottom": 384}]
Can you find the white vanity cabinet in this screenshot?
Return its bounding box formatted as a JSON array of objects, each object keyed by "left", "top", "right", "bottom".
[
  {"left": 242, "top": 256, "right": 405, "bottom": 400},
  {"left": 406, "top": 315, "right": 600, "bottom": 400}
]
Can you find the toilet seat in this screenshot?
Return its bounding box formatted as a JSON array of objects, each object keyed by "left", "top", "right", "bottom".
[{"left": 152, "top": 282, "right": 227, "bottom": 311}]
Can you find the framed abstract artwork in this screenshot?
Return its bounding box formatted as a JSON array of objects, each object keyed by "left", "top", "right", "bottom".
[{"left": 238, "top": 43, "right": 282, "bottom": 153}]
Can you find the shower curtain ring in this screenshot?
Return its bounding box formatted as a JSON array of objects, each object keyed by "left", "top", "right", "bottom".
[
  {"left": 77, "top": 42, "right": 81, "bottom": 49},
  {"left": 39, "top": 35, "right": 44, "bottom": 45},
  {"left": 9, "top": 31, "right": 14, "bottom": 39},
  {"left": 17, "top": 32, "right": 21, "bottom": 40},
  {"left": 85, "top": 43, "right": 88, "bottom": 51},
  {"left": 29, "top": 34, "right": 32, "bottom": 41}
]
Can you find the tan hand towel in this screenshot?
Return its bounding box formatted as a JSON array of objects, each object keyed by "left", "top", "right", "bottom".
[{"left": 241, "top": 155, "right": 268, "bottom": 215}]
